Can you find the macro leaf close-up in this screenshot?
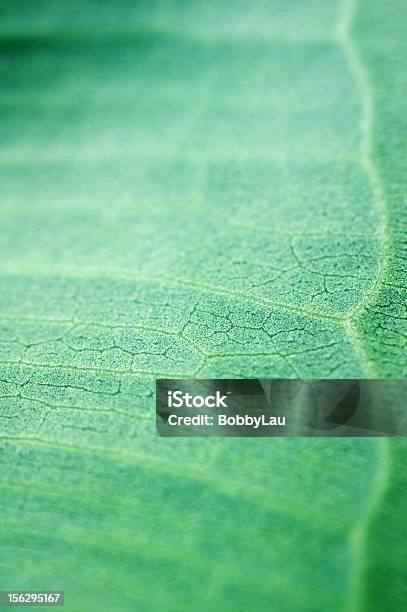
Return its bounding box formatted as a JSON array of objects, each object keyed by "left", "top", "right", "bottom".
[{"left": 0, "top": 0, "right": 406, "bottom": 610}]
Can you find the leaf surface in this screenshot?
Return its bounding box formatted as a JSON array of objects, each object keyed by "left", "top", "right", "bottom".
[{"left": 0, "top": 0, "right": 406, "bottom": 610}]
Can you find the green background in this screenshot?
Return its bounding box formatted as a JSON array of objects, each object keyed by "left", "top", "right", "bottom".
[{"left": 0, "top": 0, "right": 406, "bottom": 610}]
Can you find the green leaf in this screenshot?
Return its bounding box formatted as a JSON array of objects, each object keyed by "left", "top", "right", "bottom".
[{"left": 0, "top": 0, "right": 406, "bottom": 610}]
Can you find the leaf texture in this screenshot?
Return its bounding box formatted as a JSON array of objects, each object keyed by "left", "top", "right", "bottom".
[{"left": 0, "top": 0, "right": 406, "bottom": 610}]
